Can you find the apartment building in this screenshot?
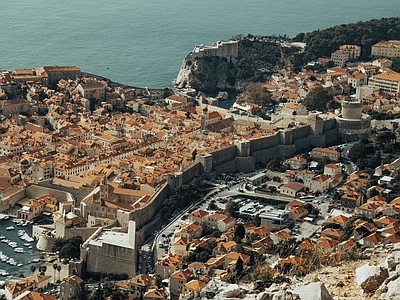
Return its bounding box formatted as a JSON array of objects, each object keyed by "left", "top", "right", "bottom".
[
  {"left": 331, "top": 50, "right": 349, "bottom": 67},
  {"left": 339, "top": 45, "right": 361, "bottom": 59},
  {"left": 371, "top": 40, "right": 400, "bottom": 58},
  {"left": 368, "top": 70, "right": 400, "bottom": 95},
  {"left": 310, "top": 147, "right": 340, "bottom": 162}
]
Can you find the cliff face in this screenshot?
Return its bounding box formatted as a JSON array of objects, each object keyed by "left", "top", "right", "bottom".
[
  {"left": 175, "top": 37, "right": 287, "bottom": 92},
  {"left": 175, "top": 56, "right": 237, "bottom": 92}
]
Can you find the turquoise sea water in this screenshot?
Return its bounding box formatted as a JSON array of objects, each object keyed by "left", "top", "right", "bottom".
[{"left": 0, "top": 1, "right": 399, "bottom": 88}]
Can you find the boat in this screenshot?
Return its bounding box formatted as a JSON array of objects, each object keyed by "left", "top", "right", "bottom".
[
  {"left": 0, "top": 235, "right": 5, "bottom": 240},
  {"left": 23, "top": 243, "right": 30, "bottom": 247},
  {"left": 8, "top": 242, "right": 17, "bottom": 248},
  {"left": 14, "top": 248, "right": 25, "bottom": 253},
  {"left": 18, "top": 230, "right": 25, "bottom": 237},
  {"left": 2, "top": 239, "right": 10, "bottom": 244},
  {"left": 1, "top": 271, "right": 9, "bottom": 276},
  {"left": 17, "top": 263, "right": 23, "bottom": 267},
  {"left": 5, "top": 226, "right": 14, "bottom": 231}
]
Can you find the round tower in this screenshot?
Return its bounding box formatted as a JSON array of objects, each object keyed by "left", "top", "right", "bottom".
[{"left": 336, "top": 100, "right": 371, "bottom": 142}]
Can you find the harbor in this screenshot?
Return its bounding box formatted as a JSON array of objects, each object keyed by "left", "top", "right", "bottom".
[{"left": 0, "top": 214, "right": 41, "bottom": 280}]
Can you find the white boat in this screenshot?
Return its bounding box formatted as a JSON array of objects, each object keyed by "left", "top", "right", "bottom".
[
  {"left": 8, "top": 242, "right": 17, "bottom": 248},
  {"left": 14, "top": 248, "right": 25, "bottom": 253},
  {"left": 32, "top": 258, "right": 40, "bottom": 263},
  {"left": 1, "top": 271, "right": 9, "bottom": 276},
  {"left": 2, "top": 239, "right": 10, "bottom": 243},
  {"left": 6, "top": 226, "right": 14, "bottom": 231},
  {"left": 18, "top": 230, "right": 25, "bottom": 237},
  {"left": 23, "top": 243, "right": 30, "bottom": 247},
  {"left": 0, "top": 235, "right": 5, "bottom": 240},
  {"left": 17, "top": 263, "right": 23, "bottom": 267}
]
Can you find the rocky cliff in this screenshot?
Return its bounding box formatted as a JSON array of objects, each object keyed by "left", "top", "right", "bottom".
[
  {"left": 175, "top": 56, "right": 238, "bottom": 92},
  {"left": 175, "top": 36, "right": 289, "bottom": 92}
]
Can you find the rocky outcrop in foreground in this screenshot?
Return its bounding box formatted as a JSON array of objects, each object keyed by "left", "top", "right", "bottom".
[{"left": 180, "top": 243, "right": 400, "bottom": 300}]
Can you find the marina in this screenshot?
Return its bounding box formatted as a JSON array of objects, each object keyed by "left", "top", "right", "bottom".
[{"left": 0, "top": 217, "right": 41, "bottom": 279}]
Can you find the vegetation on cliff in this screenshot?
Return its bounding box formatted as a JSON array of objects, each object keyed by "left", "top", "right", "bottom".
[
  {"left": 291, "top": 17, "right": 400, "bottom": 71},
  {"left": 176, "top": 17, "right": 400, "bottom": 92}
]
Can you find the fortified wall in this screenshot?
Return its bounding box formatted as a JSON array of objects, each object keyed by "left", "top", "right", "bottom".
[{"left": 192, "top": 116, "right": 341, "bottom": 179}]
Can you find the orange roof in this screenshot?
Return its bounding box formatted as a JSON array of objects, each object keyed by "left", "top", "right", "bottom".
[
  {"left": 374, "top": 216, "right": 398, "bottom": 226},
  {"left": 286, "top": 199, "right": 305, "bottom": 208},
  {"left": 190, "top": 209, "right": 209, "bottom": 218},
  {"left": 327, "top": 214, "right": 349, "bottom": 225},
  {"left": 184, "top": 279, "right": 207, "bottom": 292},
  {"left": 316, "top": 236, "right": 339, "bottom": 249},
  {"left": 170, "top": 269, "right": 193, "bottom": 280},
  {"left": 321, "top": 228, "right": 344, "bottom": 239},
  {"left": 312, "top": 147, "right": 339, "bottom": 155},
  {"left": 298, "top": 239, "right": 314, "bottom": 251},
  {"left": 364, "top": 232, "right": 385, "bottom": 244}
]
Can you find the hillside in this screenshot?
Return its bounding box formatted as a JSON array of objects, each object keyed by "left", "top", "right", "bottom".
[{"left": 175, "top": 17, "right": 400, "bottom": 92}]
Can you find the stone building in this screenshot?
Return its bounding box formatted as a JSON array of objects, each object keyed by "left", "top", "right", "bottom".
[
  {"left": 371, "top": 40, "right": 400, "bottom": 59},
  {"left": 335, "top": 100, "right": 371, "bottom": 142},
  {"left": 80, "top": 220, "right": 137, "bottom": 277}
]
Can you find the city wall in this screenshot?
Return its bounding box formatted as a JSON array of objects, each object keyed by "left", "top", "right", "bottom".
[
  {"left": 0, "top": 185, "right": 74, "bottom": 212},
  {"left": 196, "top": 118, "right": 340, "bottom": 178},
  {"left": 83, "top": 243, "right": 136, "bottom": 277},
  {"left": 211, "top": 145, "right": 237, "bottom": 168},
  {"left": 26, "top": 185, "right": 75, "bottom": 202},
  {"left": 63, "top": 227, "right": 98, "bottom": 241},
  {"left": 127, "top": 183, "right": 169, "bottom": 247},
  {"left": 0, "top": 189, "right": 25, "bottom": 212}
]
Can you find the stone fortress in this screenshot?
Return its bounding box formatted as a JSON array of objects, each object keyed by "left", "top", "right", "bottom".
[
  {"left": 335, "top": 99, "right": 371, "bottom": 142},
  {"left": 189, "top": 40, "right": 239, "bottom": 62}
]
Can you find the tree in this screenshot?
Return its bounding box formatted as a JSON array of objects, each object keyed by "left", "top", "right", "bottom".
[
  {"left": 234, "top": 223, "right": 246, "bottom": 241},
  {"left": 57, "top": 265, "right": 62, "bottom": 281},
  {"left": 225, "top": 200, "right": 239, "bottom": 217},
  {"left": 235, "top": 256, "right": 244, "bottom": 280},
  {"left": 53, "top": 263, "right": 58, "bottom": 281},
  {"left": 70, "top": 290, "right": 88, "bottom": 300},
  {"left": 53, "top": 236, "right": 84, "bottom": 260},
  {"left": 244, "top": 82, "right": 273, "bottom": 108},
  {"left": 391, "top": 57, "right": 400, "bottom": 73},
  {"left": 155, "top": 274, "right": 163, "bottom": 289},
  {"left": 303, "top": 86, "right": 333, "bottom": 112},
  {"left": 39, "top": 266, "right": 47, "bottom": 275},
  {"left": 30, "top": 266, "right": 36, "bottom": 274}
]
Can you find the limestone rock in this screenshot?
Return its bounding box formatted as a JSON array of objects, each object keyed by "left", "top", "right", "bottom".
[
  {"left": 216, "top": 91, "right": 229, "bottom": 100},
  {"left": 384, "top": 251, "right": 400, "bottom": 272},
  {"left": 293, "top": 282, "right": 333, "bottom": 300},
  {"left": 379, "top": 276, "right": 400, "bottom": 300},
  {"left": 257, "top": 292, "right": 269, "bottom": 300},
  {"left": 175, "top": 56, "right": 236, "bottom": 92},
  {"left": 271, "top": 289, "right": 300, "bottom": 300},
  {"left": 222, "top": 284, "right": 241, "bottom": 298},
  {"left": 356, "top": 264, "right": 389, "bottom": 293}
]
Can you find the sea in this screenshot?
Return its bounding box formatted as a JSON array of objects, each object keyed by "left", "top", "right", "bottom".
[
  {"left": 0, "top": 218, "right": 41, "bottom": 280},
  {"left": 0, "top": 1, "right": 399, "bottom": 89}
]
